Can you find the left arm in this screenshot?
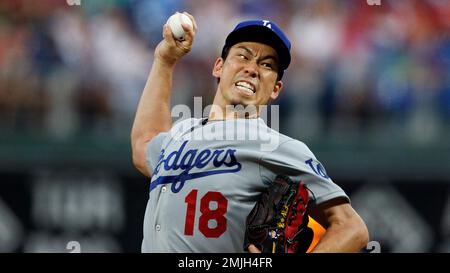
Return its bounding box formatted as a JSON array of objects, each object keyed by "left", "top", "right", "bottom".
[
  {"left": 247, "top": 198, "right": 369, "bottom": 253},
  {"left": 308, "top": 197, "right": 369, "bottom": 253}
]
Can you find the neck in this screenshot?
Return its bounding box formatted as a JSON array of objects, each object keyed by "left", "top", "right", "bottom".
[
  {"left": 208, "top": 104, "right": 259, "bottom": 121},
  {"left": 208, "top": 86, "right": 262, "bottom": 121}
]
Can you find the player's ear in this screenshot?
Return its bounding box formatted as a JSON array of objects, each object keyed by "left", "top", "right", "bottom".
[
  {"left": 270, "top": 80, "right": 283, "bottom": 100},
  {"left": 212, "top": 57, "right": 224, "bottom": 79}
]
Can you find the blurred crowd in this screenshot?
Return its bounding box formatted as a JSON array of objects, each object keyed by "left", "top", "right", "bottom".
[{"left": 0, "top": 0, "right": 449, "bottom": 144}]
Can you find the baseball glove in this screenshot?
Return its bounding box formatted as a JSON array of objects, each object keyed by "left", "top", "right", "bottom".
[{"left": 244, "top": 175, "right": 313, "bottom": 253}]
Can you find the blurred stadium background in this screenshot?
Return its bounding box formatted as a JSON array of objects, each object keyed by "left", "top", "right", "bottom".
[{"left": 0, "top": 0, "right": 449, "bottom": 252}]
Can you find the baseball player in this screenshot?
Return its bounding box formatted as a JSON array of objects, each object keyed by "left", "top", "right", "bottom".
[{"left": 131, "top": 12, "right": 369, "bottom": 253}]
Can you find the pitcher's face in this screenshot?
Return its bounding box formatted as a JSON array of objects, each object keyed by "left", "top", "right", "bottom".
[{"left": 212, "top": 41, "right": 283, "bottom": 109}]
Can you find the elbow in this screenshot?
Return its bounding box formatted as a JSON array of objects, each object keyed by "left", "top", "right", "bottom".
[
  {"left": 131, "top": 135, "right": 152, "bottom": 177},
  {"left": 132, "top": 151, "right": 144, "bottom": 172},
  {"left": 354, "top": 217, "right": 370, "bottom": 250},
  {"left": 337, "top": 213, "right": 369, "bottom": 252},
  {"left": 132, "top": 149, "right": 151, "bottom": 177}
]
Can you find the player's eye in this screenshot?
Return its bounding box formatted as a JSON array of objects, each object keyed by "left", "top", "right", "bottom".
[
  {"left": 261, "top": 63, "right": 273, "bottom": 69},
  {"left": 238, "top": 54, "right": 248, "bottom": 60}
]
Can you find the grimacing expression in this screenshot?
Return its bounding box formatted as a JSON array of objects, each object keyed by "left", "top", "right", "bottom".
[{"left": 212, "top": 41, "right": 283, "bottom": 108}]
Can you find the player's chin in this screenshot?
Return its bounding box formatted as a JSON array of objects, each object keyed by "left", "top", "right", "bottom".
[
  {"left": 228, "top": 96, "right": 256, "bottom": 108},
  {"left": 228, "top": 92, "right": 256, "bottom": 106}
]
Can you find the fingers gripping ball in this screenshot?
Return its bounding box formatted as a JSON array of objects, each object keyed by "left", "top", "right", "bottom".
[{"left": 167, "top": 13, "right": 193, "bottom": 41}]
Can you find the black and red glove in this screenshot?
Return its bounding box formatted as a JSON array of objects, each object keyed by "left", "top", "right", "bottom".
[{"left": 244, "top": 175, "right": 313, "bottom": 253}]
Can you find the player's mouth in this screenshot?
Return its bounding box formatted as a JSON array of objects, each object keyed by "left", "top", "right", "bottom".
[{"left": 234, "top": 81, "right": 256, "bottom": 96}]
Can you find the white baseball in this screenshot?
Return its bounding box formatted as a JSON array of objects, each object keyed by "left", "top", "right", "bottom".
[{"left": 167, "top": 13, "right": 193, "bottom": 41}]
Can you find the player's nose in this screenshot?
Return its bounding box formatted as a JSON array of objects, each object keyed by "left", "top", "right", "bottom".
[{"left": 243, "top": 61, "right": 259, "bottom": 78}]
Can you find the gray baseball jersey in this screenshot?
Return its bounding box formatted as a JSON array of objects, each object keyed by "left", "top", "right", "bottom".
[{"left": 141, "top": 117, "right": 349, "bottom": 253}]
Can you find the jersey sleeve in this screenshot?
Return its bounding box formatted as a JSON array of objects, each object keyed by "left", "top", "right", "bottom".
[
  {"left": 145, "top": 132, "right": 169, "bottom": 175},
  {"left": 259, "top": 139, "right": 349, "bottom": 207}
]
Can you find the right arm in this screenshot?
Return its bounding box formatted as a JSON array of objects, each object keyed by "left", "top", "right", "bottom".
[{"left": 131, "top": 12, "right": 197, "bottom": 177}]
